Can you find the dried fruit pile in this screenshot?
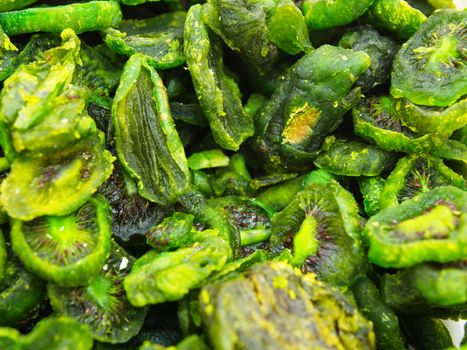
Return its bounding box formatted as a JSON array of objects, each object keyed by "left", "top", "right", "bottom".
[{"left": 0, "top": 0, "right": 465, "bottom": 349}]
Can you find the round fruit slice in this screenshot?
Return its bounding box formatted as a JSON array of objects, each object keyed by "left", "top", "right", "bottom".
[
  {"left": 48, "top": 242, "right": 148, "bottom": 344},
  {"left": 364, "top": 186, "right": 467, "bottom": 268},
  {"left": 390, "top": 9, "right": 467, "bottom": 106},
  {"left": 11, "top": 194, "right": 111, "bottom": 287}
]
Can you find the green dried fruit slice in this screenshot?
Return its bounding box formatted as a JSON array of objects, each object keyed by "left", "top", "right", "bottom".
[
  {"left": 252, "top": 45, "right": 370, "bottom": 170},
  {"left": 379, "top": 154, "right": 465, "bottom": 209},
  {"left": 269, "top": 181, "right": 366, "bottom": 287},
  {"left": 140, "top": 335, "right": 210, "bottom": 350},
  {"left": 112, "top": 53, "right": 190, "bottom": 205},
  {"left": 184, "top": 5, "right": 254, "bottom": 151},
  {"left": 10, "top": 194, "right": 112, "bottom": 287},
  {"left": 146, "top": 212, "right": 194, "bottom": 252},
  {"left": 352, "top": 276, "right": 406, "bottom": 350},
  {"left": 390, "top": 9, "right": 467, "bottom": 106},
  {"left": 353, "top": 95, "right": 442, "bottom": 153},
  {"left": 99, "top": 164, "right": 170, "bottom": 245},
  {"left": 199, "top": 262, "right": 375, "bottom": 350},
  {"left": 0, "top": 0, "right": 38, "bottom": 12},
  {"left": 0, "top": 256, "right": 45, "bottom": 326},
  {"left": 382, "top": 261, "right": 467, "bottom": 312},
  {"left": 364, "top": 186, "right": 467, "bottom": 268},
  {"left": 20, "top": 316, "right": 94, "bottom": 350},
  {"left": 104, "top": 12, "right": 186, "bottom": 70},
  {"left": 124, "top": 230, "right": 230, "bottom": 307},
  {"left": 48, "top": 242, "right": 148, "bottom": 344},
  {"left": 302, "top": 0, "right": 374, "bottom": 30},
  {"left": 313, "top": 137, "right": 396, "bottom": 176},
  {"left": 400, "top": 316, "right": 453, "bottom": 350},
  {"left": 1, "top": 131, "right": 114, "bottom": 221},
  {"left": 0, "top": 327, "right": 20, "bottom": 350},
  {"left": 0, "top": 1, "right": 122, "bottom": 36},
  {"left": 0, "top": 25, "right": 18, "bottom": 82},
  {"left": 187, "top": 149, "right": 229, "bottom": 170},
  {"left": 338, "top": 25, "right": 398, "bottom": 92},
  {"left": 359, "top": 176, "right": 385, "bottom": 216},
  {"left": 398, "top": 98, "right": 467, "bottom": 136},
  {"left": 366, "top": 0, "right": 426, "bottom": 40}
]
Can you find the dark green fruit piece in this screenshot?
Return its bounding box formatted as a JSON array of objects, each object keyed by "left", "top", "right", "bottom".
[
  {"left": 0, "top": 230, "right": 5, "bottom": 282},
  {"left": 391, "top": 9, "right": 467, "bottom": 106},
  {"left": 269, "top": 181, "right": 365, "bottom": 287},
  {"left": 353, "top": 95, "right": 441, "bottom": 153},
  {"left": 201, "top": 0, "right": 278, "bottom": 74},
  {"left": 399, "top": 316, "right": 453, "bottom": 350},
  {"left": 253, "top": 175, "right": 304, "bottom": 213},
  {"left": 0, "top": 256, "right": 45, "bottom": 326},
  {"left": 124, "top": 230, "right": 230, "bottom": 307},
  {"left": 10, "top": 195, "right": 111, "bottom": 287},
  {"left": 0, "top": 327, "right": 20, "bottom": 350},
  {"left": 366, "top": 0, "right": 426, "bottom": 40},
  {"left": 184, "top": 5, "right": 253, "bottom": 151},
  {"left": 139, "top": 335, "right": 209, "bottom": 350},
  {"left": 169, "top": 102, "right": 207, "bottom": 127},
  {"left": 359, "top": 176, "right": 385, "bottom": 216},
  {"left": 380, "top": 154, "right": 465, "bottom": 209},
  {"left": 20, "top": 316, "right": 94, "bottom": 350},
  {"left": 104, "top": 12, "right": 186, "bottom": 70},
  {"left": 364, "top": 186, "right": 466, "bottom": 268},
  {"left": 252, "top": 45, "right": 370, "bottom": 170},
  {"left": 382, "top": 261, "right": 467, "bottom": 311},
  {"left": 0, "top": 0, "right": 38, "bottom": 12},
  {"left": 146, "top": 212, "right": 194, "bottom": 252},
  {"left": 313, "top": 137, "right": 396, "bottom": 176},
  {"left": 0, "top": 1, "right": 122, "bottom": 36},
  {"left": 398, "top": 98, "right": 467, "bottom": 137},
  {"left": 338, "top": 25, "right": 398, "bottom": 92},
  {"left": 48, "top": 242, "right": 148, "bottom": 344},
  {"left": 0, "top": 25, "right": 18, "bottom": 82},
  {"left": 302, "top": 0, "right": 374, "bottom": 30},
  {"left": 112, "top": 53, "right": 190, "bottom": 205},
  {"left": 1, "top": 131, "right": 114, "bottom": 220},
  {"left": 199, "top": 262, "right": 375, "bottom": 350},
  {"left": 352, "top": 276, "right": 406, "bottom": 350},
  {"left": 187, "top": 149, "right": 229, "bottom": 170}
]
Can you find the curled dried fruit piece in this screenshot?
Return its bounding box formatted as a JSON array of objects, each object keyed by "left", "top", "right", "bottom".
[
  {"left": 379, "top": 154, "right": 465, "bottom": 209},
  {"left": 364, "top": 186, "right": 467, "bottom": 268},
  {"left": 1, "top": 132, "right": 114, "bottom": 220},
  {"left": 302, "top": 0, "right": 374, "bottom": 30},
  {"left": 313, "top": 137, "right": 396, "bottom": 176},
  {"left": 0, "top": 0, "right": 38, "bottom": 12},
  {"left": 399, "top": 316, "right": 453, "bottom": 350},
  {"left": 366, "top": 0, "right": 426, "bottom": 39},
  {"left": 48, "top": 242, "right": 148, "bottom": 344},
  {"left": 353, "top": 95, "right": 441, "bottom": 153},
  {"left": 390, "top": 9, "right": 467, "bottom": 106},
  {"left": 199, "top": 262, "right": 375, "bottom": 350},
  {"left": 269, "top": 181, "right": 365, "bottom": 287},
  {"left": 0, "top": 1, "right": 122, "bottom": 36},
  {"left": 0, "top": 327, "right": 20, "bottom": 350},
  {"left": 0, "top": 256, "right": 45, "bottom": 326},
  {"left": 124, "top": 230, "right": 230, "bottom": 307},
  {"left": 146, "top": 212, "right": 194, "bottom": 252},
  {"left": 252, "top": 45, "right": 370, "bottom": 170},
  {"left": 184, "top": 5, "right": 253, "bottom": 150},
  {"left": 104, "top": 12, "right": 186, "bottom": 70},
  {"left": 10, "top": 195, "right": 112, "bottom": 287},
  {"left": 113, "top": 53, "right": 190, "bottom": 205},
  {"left": 359, "top": 176, "right": 385, "bottom": 216},
  {"left": 0, "top": 25, "right": 18, "bottom": 82},
  {"left": 382, "top": 261, "right": 467, "bottom": 312}
]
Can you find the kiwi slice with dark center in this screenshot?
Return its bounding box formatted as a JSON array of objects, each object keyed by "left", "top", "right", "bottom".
[
  {"left": 48, "top": 242, "right": 148, "bottom": 344},
  {"left": 11, "top": 194, "right": 111, "bottom": 287}
]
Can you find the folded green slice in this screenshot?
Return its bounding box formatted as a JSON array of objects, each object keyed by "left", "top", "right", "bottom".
[{"left": 112, "top": 53, "right": 190, "bottom": 205}]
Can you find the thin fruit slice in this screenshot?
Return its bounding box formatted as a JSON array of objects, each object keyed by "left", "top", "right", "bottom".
[
  {"left": 11, "top": 195, "right": 112, "bottom": 287},
  {"left": 48, "top": 242, "right": 148, "bottom": 344}
]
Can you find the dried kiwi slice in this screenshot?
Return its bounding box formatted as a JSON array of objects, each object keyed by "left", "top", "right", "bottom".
[
  {"left": 269, "top": 181, "right": 366, "bottom": 287},
  {"left": 380, "top": 154, "right": 466, "bottom": 209},
  {"left": 390, "top": 9, "right": 467, "bottom": 106},
  {"left": 48, "top": 242, "right": 148, "bottom": 344},
  {"left": 1, "top": 132, "right": 114, "bottom": 221},
  {"left": 313, "top": 137, "right": 396, "bottom": 176},
  {"left": 20, "top": 316, "right": 94, "bottom": 350},
  {"left": 364, "top": 186, "right": 467, "bottom": 268},
  {"left": 353, "top": 95, "right": 442, "bottom": 153},
  {"left": 104, "top": 12, "right": 186, "bottom": 70},
  {"left": 0, "top": 256, "right": 45, "bottom": 326},
  {"left": 10, "top": 195, "right": 111, "bottom": 287}
]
